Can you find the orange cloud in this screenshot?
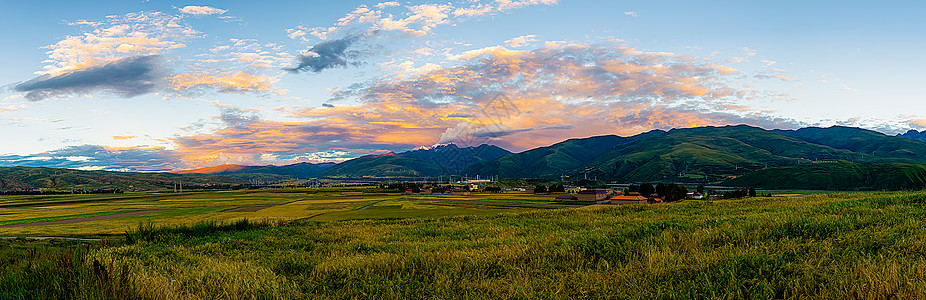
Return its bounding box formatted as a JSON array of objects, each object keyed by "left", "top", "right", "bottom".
[
  {"left": 169, "top": 42, "right": 796, "bottom": 167},
  {"left": 169, "top": 71, "right": 276, "bottom": 93}
]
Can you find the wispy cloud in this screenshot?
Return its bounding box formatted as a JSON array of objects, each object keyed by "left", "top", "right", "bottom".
[
  {"left": 284, "top": 0, "right": 559, "bottom": 73},
  {"left": 177, "top": 5, "right": 227, "bottom": 16},
  {"left": 504, "top": 35, "right": 537, "bottom": 47},
  {"left": 169, "top": 71, "right": 277, "bottom": 94},
  {"left": 42, "top": 12, "right": 196, "bottom": 76},
  {"left": 624, "top": 11, "right": 638, "bottom": 17}
]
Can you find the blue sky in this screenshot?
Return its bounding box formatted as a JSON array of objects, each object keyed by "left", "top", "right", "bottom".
[{"left": 1, "top": 0, "right": 924, "bottom": 171}]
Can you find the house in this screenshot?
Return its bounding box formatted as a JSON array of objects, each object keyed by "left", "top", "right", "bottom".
[
  {"left": 577, "top": 190, "right": 609, "bottom": 201},
  {"left": 609, "top": 195, "right": 648, "bottom": 205},
  {"left": 564, "top": 186, "right": 585, "bottom": 193}
]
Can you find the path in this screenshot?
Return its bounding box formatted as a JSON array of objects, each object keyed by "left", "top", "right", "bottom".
[
  {"left": 357, "top": 200, "right": 386, "bottom": 210},
  {"left": 0, "top": 209, "right": 167, "bottom": 228}
]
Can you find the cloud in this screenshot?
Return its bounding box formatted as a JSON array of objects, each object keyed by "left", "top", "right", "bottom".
[
  {"left": 624, "top": 11, "right": 638, "bottom": 17},
  {"left": 13, "top": 55, "right": 164, "bottom": 101},
  {"left": 0, "top": 145, "right": 184, "bottom": 172},
  {"left": 42, "top": 12, "right": 196, "bottom": 76},
  {"left": 284, "top": 0, "right": 558, "bottom": 72},
  {"left": 0, "top": 104, "right": 26, "bottom": 114},
  {"left": 178, "top": 5, "right": 227, "bottom": 15},
  {"left": 169, "top": 71, "right": 276, "bottom": 93},
  {"left": 505, "top": 35, "right": 537, "bottom": 47},
  {"left": 166, "top": 42, "right": 798, "bottom": 166},
  {"left": 285, "top": 35, "right": 364, "bottom": 73}
]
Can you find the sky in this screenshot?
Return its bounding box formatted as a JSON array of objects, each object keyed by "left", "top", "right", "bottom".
[{"left": 1, "top": 0, "right": 925, "bottom": 171}]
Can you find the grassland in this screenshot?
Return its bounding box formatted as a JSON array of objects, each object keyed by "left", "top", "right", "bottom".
[{"left": 4, "top": 190, "right": 926, "bottom": 298}]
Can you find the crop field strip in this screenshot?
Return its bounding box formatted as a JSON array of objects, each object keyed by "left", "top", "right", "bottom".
[{"left": 0, "top": 189, "right": 550, "bottom": 236}]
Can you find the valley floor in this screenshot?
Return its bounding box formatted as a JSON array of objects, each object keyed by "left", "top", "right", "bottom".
[{"left": 3, "top": 190, "right": 926, "bottom": 298}]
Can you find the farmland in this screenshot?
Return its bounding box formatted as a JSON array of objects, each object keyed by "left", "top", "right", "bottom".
[
  {"left": 4, "top": 189, "right": 926, "bottom": 298},
  {"left": 0, "top": 187, "right": 552, "bottom": 236}
]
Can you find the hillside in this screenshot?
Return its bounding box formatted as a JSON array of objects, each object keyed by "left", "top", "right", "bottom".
[
  {"left": 462, "top": 135, "right": 633, "bottom": 178},
  {"left": 723, "top": 161, "right": 926, "bottom": 190},
  {"left": 586, "top": 125, "right": 885, "bottom": 182},
  {"left": 318, "top": 144, "right": 510, "bottom": 178},
  {"left": 0, "top": 166, "right": 246, "bottom": 191},
  {"left": 398, "top": 144, "right": 510, "bottom": 172},
  {"left": 463, "top": 125, "right": 926, "bottom": 188},
  {"left": 777, "top": 126, "right": 926, "bottom": 164},
  {"left": 316, "top": 154, "right": 443, "bottom": 178}
]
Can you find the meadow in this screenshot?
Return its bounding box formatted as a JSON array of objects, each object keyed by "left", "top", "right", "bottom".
[{"left": 3, "top": 189, "right": 926, "bottom": 298}]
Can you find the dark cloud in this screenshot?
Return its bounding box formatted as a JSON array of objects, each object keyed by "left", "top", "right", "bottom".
[
  {"left": 285, "top": 35, "right": 363, "bottom": 73},
  {"left": 14, "top": 55, "right": 164, "bottom": 101},
  {"left": 0, "top": 145, "right": 184, "bottom": 172}
]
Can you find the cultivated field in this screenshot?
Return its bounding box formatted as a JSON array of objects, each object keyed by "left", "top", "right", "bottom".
[
  {"left": 3, "top": 189, "right": 926, "bottom": 298},
  {"left": 0, "top": 187, "right": 564, "bottom": 237}
]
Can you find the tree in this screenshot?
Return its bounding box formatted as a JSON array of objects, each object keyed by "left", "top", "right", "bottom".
[
  {"left": 749, "top": 187, "right": 757, "bottom": 197},
  {"left": 533, "top": 185, "right": 548, "bottom": 194},
  {"left": 656, "top": 183, "right": 668, "bottom": 198},
  {"left": 666, "top": 183, "right": 688, "bottom": 202},
  {"left": 696, "top": 184, "right": 705, "bottom": 195},
  {"left": 549, "top": 184, "right": 565, "bottom": 193},
  {"left": 640, "top": 183, "right": 655, "bottom": 198}
]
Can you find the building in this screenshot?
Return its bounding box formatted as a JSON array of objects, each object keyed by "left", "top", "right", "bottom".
[
  {"left": 577, "top": 190, "right": 609, "bottom": 201},
  {"left": 609, "top": 195, "right": 648, "bottom": 205},
  {"left": 564, "top": 186, "right": 585, "bottom": 193}
]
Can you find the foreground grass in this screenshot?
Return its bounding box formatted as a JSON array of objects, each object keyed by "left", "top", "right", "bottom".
[{"left": 6, "top": 191, "right": 926, "bottom": 298}]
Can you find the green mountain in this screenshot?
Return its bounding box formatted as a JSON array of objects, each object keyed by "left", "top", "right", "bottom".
[
  {"left": 463, "top": 125, "right": 926, "bottom": 190},
  {"left": 399, "top": 144, "right": 510, "bottom": 172},
  {"left": 316, "top": 153, "right": 443, "bottom": 178},
  {"left": 0, "top": 166, "right": 246, "bottom": 191},
  {"left": 585, "top": 125, "right": 886, "bottom": 182},
  {"left": 723, "top": 161, "right": 926, "bottom": 190},
  {"left": 317, "top": 144, "right": 510, "bottom": 178},
  {"left": 777, "top": 126, "right": 926, "bottom": 164},
  {"left": 461, "top": 135, "right": 632, "bottom": 178}
]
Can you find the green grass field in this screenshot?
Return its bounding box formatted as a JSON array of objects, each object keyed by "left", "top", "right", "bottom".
[{"left": 4, "top": 189, "right": 926, "bottom": 298}]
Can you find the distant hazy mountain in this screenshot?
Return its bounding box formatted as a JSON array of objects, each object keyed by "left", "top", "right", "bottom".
[
  {"left": 898, "top": 129, "right": 926, "bottom": 143},
  {"left": 317, "top": 144, "right": 510, "bottom": 178},
  {"left": 176, "top": 162, "right": 335, "bottom": 180},
  {"left": 0, "top": 166, "right": 246, "bottom": 191}
]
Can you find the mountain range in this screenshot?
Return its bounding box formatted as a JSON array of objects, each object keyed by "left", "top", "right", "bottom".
[{"left": 5, "top": 125, "right": 926, "bottom": 191}]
